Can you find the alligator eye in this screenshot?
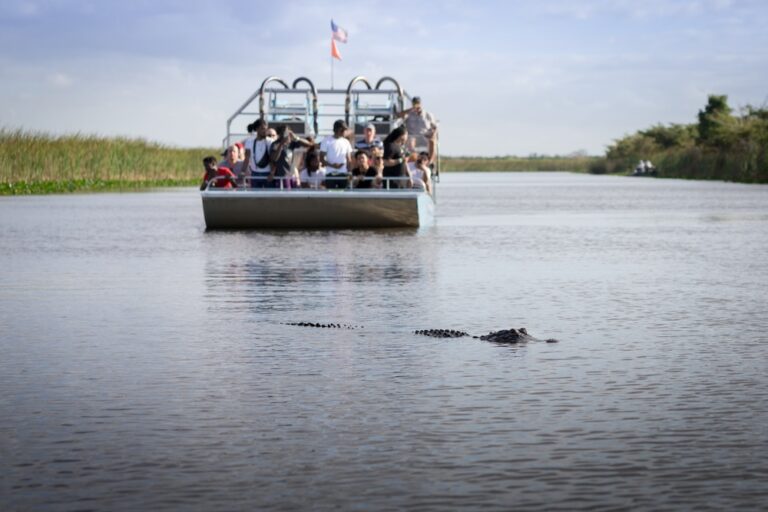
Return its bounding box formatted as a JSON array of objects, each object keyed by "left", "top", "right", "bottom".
[{"left": 519, "top": 328, "right": 527, "bottom": 335}]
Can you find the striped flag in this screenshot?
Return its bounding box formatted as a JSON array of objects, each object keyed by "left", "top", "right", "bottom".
[
  {"left": 331, "top": 19, "right": 348, "bottom": 43},
  {"left": 331, "top": 38, "right": 342, "bottom": 60}
]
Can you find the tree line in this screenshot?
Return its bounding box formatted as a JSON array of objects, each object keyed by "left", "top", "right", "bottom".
[{"left": 591, "top": 95, "right": 768, "bottom": 183}]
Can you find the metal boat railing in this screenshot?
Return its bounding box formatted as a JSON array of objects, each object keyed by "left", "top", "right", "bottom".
[{"left": 205, "top": 175, "right": 423, "bottom": 192}]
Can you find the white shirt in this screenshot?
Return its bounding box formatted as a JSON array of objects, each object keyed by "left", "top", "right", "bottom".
[
  {"left": 299, "top": 167, "right": 327, "bottom": 189},
  {"left": 319, "top": 136, "right": 353, "bottom": 174},
  {"left": 243, "top": 136, "right": 276, "bottom": 173},
  {"left": 407, "top": 162, "right": 427, "bottom": 189}
]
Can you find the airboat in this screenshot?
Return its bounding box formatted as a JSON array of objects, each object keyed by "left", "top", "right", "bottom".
[{"left": 201, "top": 75, "right": 438, "bottom": 229}]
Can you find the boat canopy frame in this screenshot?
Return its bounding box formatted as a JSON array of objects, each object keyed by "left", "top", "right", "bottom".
[{"left": 223, "top": 75, "right": 439, "bottom": 179}]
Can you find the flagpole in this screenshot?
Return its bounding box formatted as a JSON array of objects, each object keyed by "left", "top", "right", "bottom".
[{"left": 331, "top": 50, "right": 334, "bottom": 90}]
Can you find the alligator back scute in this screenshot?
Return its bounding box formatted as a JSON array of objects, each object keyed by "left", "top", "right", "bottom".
[
  {"left": 282, "top": 322, "right": 362, "bottom": 330},
  {"left": 414, "top": 329, "right": 471, "bottom": 338}
]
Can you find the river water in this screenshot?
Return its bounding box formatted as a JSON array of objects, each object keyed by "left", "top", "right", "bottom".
[{"left": 1, "top": 172, "right": 767, "bottom": 510}]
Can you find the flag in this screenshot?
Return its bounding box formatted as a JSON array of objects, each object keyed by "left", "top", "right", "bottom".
[
  {"left": 331, "top": 38, "right": 342, "bottom": 60},
  {"left": 331, "top": 19, "right": 348, "bottom": 43}
]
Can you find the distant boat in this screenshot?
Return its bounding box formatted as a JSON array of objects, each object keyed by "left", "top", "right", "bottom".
[
  {"left": 201, "top": 75, "right": 438, "bottom": 229},
  {"left": 630, "top": 160, "right": 658, "bottom": 177}
]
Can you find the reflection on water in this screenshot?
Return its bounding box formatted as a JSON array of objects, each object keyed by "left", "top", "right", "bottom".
[{"left": 2, "top": 174, "right": 768, "bottom": 510}]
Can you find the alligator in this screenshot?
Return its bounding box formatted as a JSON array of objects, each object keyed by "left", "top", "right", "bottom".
[
  {"left": 414, "top": 327, "right": 558, "bottom": 344},
  {"left": 283, "top": 323, "right": 557, "bottom": 344}
]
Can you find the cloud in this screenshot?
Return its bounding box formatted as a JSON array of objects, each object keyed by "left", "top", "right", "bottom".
[
  {"left": 1, "top": 0, "right": 40, "bottom": 17},
  {"left": 48, "top": 72, "right": 73, "bottom": 88},
  {"left": 1, "top": 0, "right": 767, "bottom": 155}
]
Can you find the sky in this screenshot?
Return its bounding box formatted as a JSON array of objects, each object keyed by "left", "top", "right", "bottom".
[{"left": 1, "top": 0, "right": 767, "bottom": 156}]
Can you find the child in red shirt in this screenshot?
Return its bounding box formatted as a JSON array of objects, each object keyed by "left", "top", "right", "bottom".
[{"left": 200, "top": 156, "right": 237, "bottom": 190}]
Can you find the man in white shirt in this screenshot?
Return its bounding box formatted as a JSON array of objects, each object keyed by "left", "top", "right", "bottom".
[
  {"left": 320, "top": 119, "right": 354, "bottom": 189},
  {"left": 242, "top": 119, "right": 276, "bottom": 188}
]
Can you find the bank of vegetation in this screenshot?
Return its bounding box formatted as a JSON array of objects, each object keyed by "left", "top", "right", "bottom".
[
  {"left": 6, "top": 96, "right": 764, "bottom": 196},
  {"left": 441, "top": 154, "right": 598, "bottom": 172},
  {"left": 0, "top": 130, "right": 211, "bottom": 195},
  {"left": 589, "top": 95, "right": 768, "bottom": 183}
]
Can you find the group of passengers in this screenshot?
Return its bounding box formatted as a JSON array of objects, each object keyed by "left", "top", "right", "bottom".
[{"left": 201, "top": 96, "right": 436, "bottom": 194}]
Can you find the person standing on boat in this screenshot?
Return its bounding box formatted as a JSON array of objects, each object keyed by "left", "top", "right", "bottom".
[
  {"left": 218, "top": 143, "right": 246, "bottom": 186},
  {"left": 355, "top": 123, "right": 384, "bottom": 156},
  {"left": 320, "top": 119, "right": 354, "bottom": 189},
  {"left": 242, "top": 119, "right": 276, "bottom": 188},
  {"left": 409, "top": 151, "right": 432, "bottom": 195},
  {"left": 382, "top": 126, "right": 413, "bottom": 189},
  {"left": 396, "top": 96, "right": 438, "bottom": 163},
  {"left": 269, "top": 126, "right": 313, "bottom": 190}
]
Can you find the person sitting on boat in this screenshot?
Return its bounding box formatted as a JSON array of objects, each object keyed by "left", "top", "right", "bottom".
[
  {"left": 355, "top": 123, "right": 384, "bottom": 155},
  {"left": 320, "top": 119, "right": 354, "bottom": 190},
  {"left": 396, "top": 96, "right": 438, "bottom": 163},
  {"left": 218, "top": 143, "right": 246, "bottom": 186},
  {"left": 242, "top": 119, "right": 276, "bottom": 188},
  {"left": 200, "top": 156, "right": 237, "bottom": 190},
  {"left": 352, "top": 150, "right": 382, "bottom": 189},
  {"left": 269, "top": 125, "right": 313, "bottom": 190},
  {"left": 299, "top": 150, "right": 326, "bottom": 189},
  {"left": 408, "top": 151, "right": 432, "bottom": 195},
  {"left": 382, "top": 126, "right": 413, "bottom": 190},
  {"left": 368, "top": 148, "right": 385, "bottom": 189}
]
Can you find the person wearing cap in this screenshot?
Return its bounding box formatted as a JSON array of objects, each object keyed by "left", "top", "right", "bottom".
[
  {"left": 355, "top": 123, "right": 384, "bottom": 155},
  {"left": 396, "top": 96, "right": 438, "bottom": 163},
  {"left": 320, "top": 119, "right": 354, "bottom": 189},
  {"left": 218, "top": 144, "right": 246, "bottom": 186}
]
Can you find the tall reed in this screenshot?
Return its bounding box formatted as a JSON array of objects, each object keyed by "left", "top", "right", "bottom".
[
  {"left": 1, "top": 129, "right": 217, "bottom": 194},
  {"left": 441, "top": 155, "right": 598, "bottom": 172}
]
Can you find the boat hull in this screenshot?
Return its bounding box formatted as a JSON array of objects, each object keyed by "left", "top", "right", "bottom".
[{"left": 201, "top": 189, "right": 434, "bottom": 229}]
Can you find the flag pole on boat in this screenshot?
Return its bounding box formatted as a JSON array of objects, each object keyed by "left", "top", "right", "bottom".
[{"left": 330, "top": 19, "right": 347, "bottom": 90}]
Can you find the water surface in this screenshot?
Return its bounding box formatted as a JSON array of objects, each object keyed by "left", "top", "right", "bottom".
[{"left": 2, "top": 172, "right": 767, "bottom": 510}]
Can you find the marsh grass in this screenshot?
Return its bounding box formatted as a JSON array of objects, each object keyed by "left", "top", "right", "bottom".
[
  {"left": 441, "top": 155, "right": 598, "bottom": 173},
  {"left": 1, "top": 129, "right": 214, "bottom": 194}
]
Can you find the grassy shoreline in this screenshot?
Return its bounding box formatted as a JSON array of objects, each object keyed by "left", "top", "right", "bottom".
[
  {"left": 4, "top": 115, "right": 765, "bottom": 195},
  {"left": 440, "top": 155, "right": 598, "bottom": 172},
  {"left": 0, "top": 130, "right": 598, "bottom": 195},
  {"left": 1, "top": 130, "right": 213, "bottom": 195}
]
